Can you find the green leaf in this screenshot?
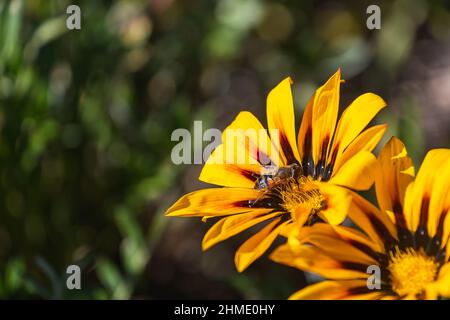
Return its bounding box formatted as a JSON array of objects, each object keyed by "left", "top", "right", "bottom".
[
  {"left": 1, "top": 0, "right": 23, "bottom": 64},
  {"left": 115, "top": 208, "right": 149, "bottom": 277},
  {"left": 96, "top": 258, "right": 131, "bottom": 299}
]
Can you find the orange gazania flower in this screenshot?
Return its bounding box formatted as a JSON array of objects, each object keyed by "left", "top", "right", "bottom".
[
  {"left": 271, "top": 137, "right": 450, "bottom": 299},
  {"left": 166, "top": 69, "right": 387, "bottom": 272}
]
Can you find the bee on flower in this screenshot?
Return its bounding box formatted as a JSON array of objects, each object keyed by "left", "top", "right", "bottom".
[{"left": 166, "top": 69, "right": 387, "bottom": 272}]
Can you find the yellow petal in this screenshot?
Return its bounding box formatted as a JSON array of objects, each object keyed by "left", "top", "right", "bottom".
[
  {"left": 380, "top": 295, "right": 399, "bottom": 300},
  {"left": 234, "top": 218, "right": 286, "bottom": 272},
  {"left": 317, "top": 183, "right": 352, "bottom": 225},
  {"left": 332, "top": 224, "right": 382, "bottom": 254},
  {"left": 330, "top": 151, "right": 378, "bottom": 190},
  {"left": 403, "top": 149, "right": 450, "bottom": 235},
  {"left": 166, "top": 188, "right": 260, "bottom": 217},
  {"left": 444, "top": 208, "right": 450, "bottom": 261},
  {"left": 222, "top": 111, "right": 276, "bottom": 165},
  {"left": 297, "top": 224, "right": 378, "bottom": 266},
  {"left": 266, "top": 77, "right": 300, "bottom": 166},
  {"left": 423, "top": 285, "right": 439, "bottom": 300},
  {"left": 200, "top": 111, "right": 279, "bottom": 188},
  {"left": 375, "top": 137, "right": 414, "bottom": 226},
  {"left": 347, "top": 192, "right": 397, "bottom": 252},
  {"left": 427, "top": 152, "right": 450, "bottom": 238},
  {"left": 292, "top": 205, "right": 313, "bottom": 228},
  {"left": 270, "top": 242, "right": 369, "bottom": 280},
  {"left": 435, "top": 262, "right": 450, "bottom": 298},
  {"left": 342, "top": 292, "right": 392, "bottom": 300},
  {"left": 277, "top": 221, "right": 297, "bottom": 239},
  {"left": 202, "top": 211, "right": 281, "bottom": 250},
  {"left": 329, "top": 93, "right": 386, "bottom": 167},
  {"left": 199, "top": 144, "right": 261, "bottom": 188},
  {"left": 288, "top": 280, "right": 371, "bottom": 300},
  {"left": 334, "top": 124, "right": 387, "bottom": 171},
  {"left": 311, "top": 69, "right": 341, "bottom": 167}
]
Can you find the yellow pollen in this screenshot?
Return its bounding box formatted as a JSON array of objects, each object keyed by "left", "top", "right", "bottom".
[
  {"left": 388, "top": 247, "right": 439, "bottom": 297},
  {"left": 277, "top": 176, "right": 324, "bottom": 214}
]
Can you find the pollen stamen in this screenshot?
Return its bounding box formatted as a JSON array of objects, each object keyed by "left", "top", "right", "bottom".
[
  {"left": 388, "top": 247, "right": 439, "bottom": 297},
  {"left": 276, "top": 176, "right": 324, "bottom": 214}
]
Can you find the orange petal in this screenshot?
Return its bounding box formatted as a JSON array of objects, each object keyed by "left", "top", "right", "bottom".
[
  {"left": 234, "top": 218, "right": 286, "bottom": 272},
  {"left": 289, "top": 280, "right": 382, "bottom": 300},
  {"left": 166, "top": 188, "right": 260, "bottom": 217},
  {"left": 271, "top": 241, "right": 370, "bottom": 280},
  {"left": 297, "top": 224, "right": 378, "bottom": 266},
  {"left": 202, "top": 211, "right": 281, "bottom": 250},
  {"left": 347, "top": 192, "right": 397, "bottom": 252}
]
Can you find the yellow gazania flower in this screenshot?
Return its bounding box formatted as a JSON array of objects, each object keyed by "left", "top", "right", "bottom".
[
  {"left": 166, "top": 69, "right": 387, "bottom": 272},
  {"left": 271, "top": 137, "right": 450, "bottom": 300}
]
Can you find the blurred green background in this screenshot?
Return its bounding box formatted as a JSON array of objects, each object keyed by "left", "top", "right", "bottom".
[{"left": 0, "top": 0, "right": 449, "bottom": 299}]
